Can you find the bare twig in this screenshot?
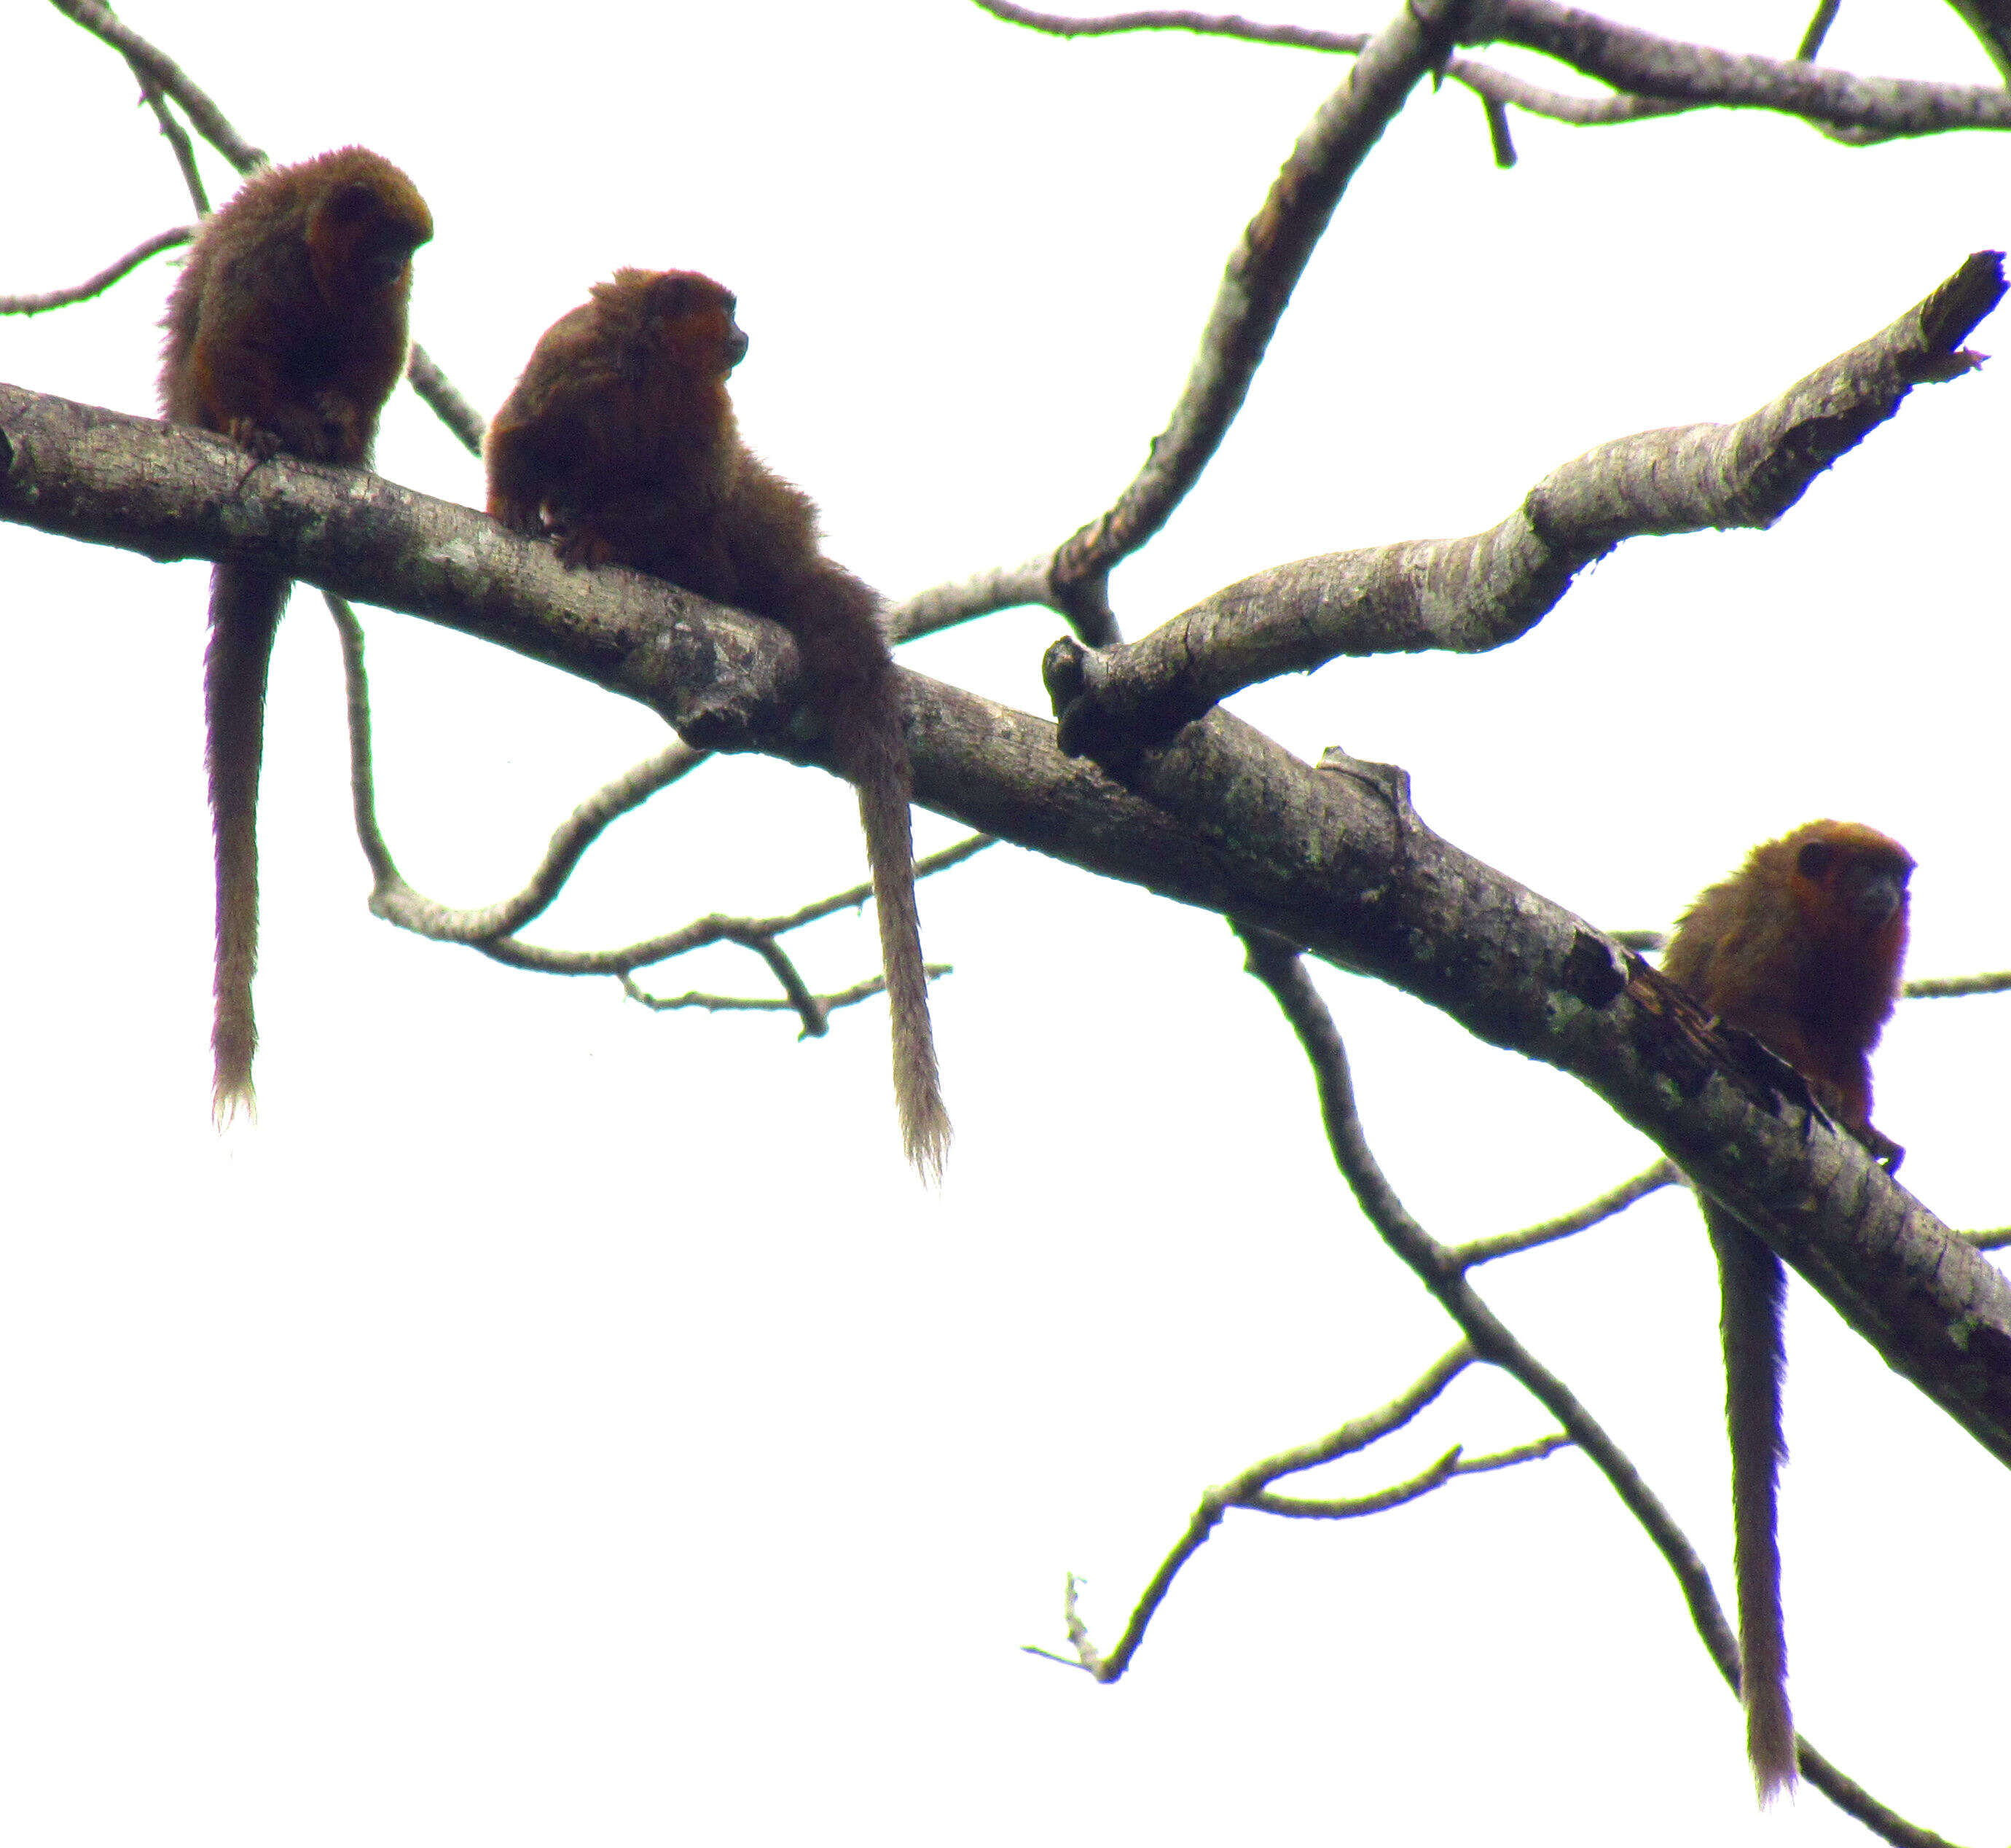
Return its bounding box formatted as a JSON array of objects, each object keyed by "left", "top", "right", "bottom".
[
  {"left": 623, "top": 963, "right": 954, "bottom": 1029},
  {"left": 1235, "top": 925, "right": 1964, "bottom": 1848},
  {"left": 1046, "top": 0, "right": 1476, "bottom": 635},
  {"left": 330, "top": 592, "right": 712, "bottom": 939},
  {"left": 1797, "top": 0, "right": 1843, "bottom": 63},
  {"left": 46, "top": 0, "right": 264, "bottom": 172},
  {"left": 469, "top": 837, "right": 991, "bottom": 978},
  {"left": 117, "top": 16, "right": 210, "bottom": 214},
  {"left": 333, "top": 588, "right": 986, "bottom": 1030},
  {"left": 406, "top": 342, "right": 486, "bottom": 458},
  {"left": 972, "top": 0, "right": 2011, "bottom": 136},
  {"left": 1906, "top": 969, "right": 2011, "bottom": 998},
  {"left": 909, "top": 0, "right": 1476, "bottom": 644},
  {"left": 1454, "top": 1159, "right": 1680, "bottom": 1267},
  {"left": 0, "top": 227, "right": 192, "bottom": 316},
  {"left": 1965, "top": 1227, "right": 2011, "bottom": 1251},
  {"left": 1044, "top": 254, "right": 2006, "bottom": 756},
  {"left": 1038, "top": 1344, "right": 1499, "bottom": 1679},
  {"left": 1485, "top": 0, "right": 2010, "bottom": 138},
  {"left": 970, "top": 2, "right": 1693, "bottom": 129}
]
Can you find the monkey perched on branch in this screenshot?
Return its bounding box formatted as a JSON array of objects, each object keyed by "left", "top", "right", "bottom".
[
  {"left": 160, "top": 146, "right": 433, "bottom": 1122},
  {"left": 1663, "top": 818, "right": 1914, "bottom": 1801},
  {"left": 484, "top": 269, "right": 951, "bottom": 1180}
]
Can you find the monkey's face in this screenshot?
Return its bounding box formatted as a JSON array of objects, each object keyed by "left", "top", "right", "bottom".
[
  {"left": 1792, "top": 831, "right": 1913, "bottom": 938},
  {"left": 643, "top": 271, "right": 748, "bottom": 377},
  {"left": 306, "top": 176, "right": 433, "bottom": 303}
]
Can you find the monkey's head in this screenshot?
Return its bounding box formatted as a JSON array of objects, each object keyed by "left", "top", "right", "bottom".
[
  {"left": 1784, "top": 820, "right": 1913, "bottom": 948},
  {"left": 303, "top": 148, "right": 433, "bottom": 305},
  {"left": 592, "top": 268, "right": 748, "bottom": 382}
]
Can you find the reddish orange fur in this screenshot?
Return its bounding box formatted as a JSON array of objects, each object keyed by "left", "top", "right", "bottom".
[
  {"left": 1663, "top": 819, "right": 1913, "bottom": 1804},
  {"left": 485, "top": 270, "right": 950, "bottom": 1179},
  {"left": 160, "top": 147, "right": 431, "bottom": 1123}
]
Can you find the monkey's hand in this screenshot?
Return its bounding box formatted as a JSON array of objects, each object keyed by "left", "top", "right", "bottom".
[
  {"left": 1857, "top": 1122, "right": 1905, "bottom": 1172},
  {"left": 221, "top": 416, "right": 287, "bottom": 463},
  {"left": 310, "top": 389, "right": 372, "bottom": 461},
  {"left": 550, "top": 520, "right": 616, "bottom": 570}
]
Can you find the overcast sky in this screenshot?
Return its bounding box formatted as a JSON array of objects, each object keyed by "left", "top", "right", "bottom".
[{"left": 2, "top": 2, "right": 2006, "bottom": 1844}]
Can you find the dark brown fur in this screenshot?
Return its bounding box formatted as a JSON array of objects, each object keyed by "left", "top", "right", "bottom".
[
  {"left": 485, "top": 270, "right": 950, "bottom": 1179},
  {"left": 1663, "top": 819, "right": 1913, "bottom": 1802},
  {"left": 160, "top": 147, "right": 431, "bottom": 1124}
]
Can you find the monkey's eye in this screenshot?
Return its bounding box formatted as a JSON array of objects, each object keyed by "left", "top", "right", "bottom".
[{"left": 1796, "top": 841, "right": 1836, "bottom": 879}]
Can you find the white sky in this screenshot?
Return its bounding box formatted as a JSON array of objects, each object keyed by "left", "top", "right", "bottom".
[{"left": 1, "top": 1, "right": 2006, "bottom": 1843}]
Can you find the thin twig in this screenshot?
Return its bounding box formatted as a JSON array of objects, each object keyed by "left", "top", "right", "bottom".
[
  {"left": 333, "top": 590, "right": 710, "bottom": 939},
  {"left": 0, "top": 227, "right": 192, "bottom": 316},
  {"left": 1037, "top": 1344, "right": 1479, "bottom": 1679},
  {"left": 46, "top": 0, "right": 264, "bottom": 172},
  {"left": 1905, "top": 969, "right": 2011, "bottom": 998},
  {"left": 470, "top": 837, "right": 992, "bottom": 977},
  {"left": 1797, "top": 0, "right": 1843, "bottom": 63},
  {"left": 622, "top": 964, "right": 954, "bottom": 1027},
  {"left": 1235, "top": 925, "right": 1961, "bottom": 1848},
  {"left": 1044, "top": 0, "right": 1477, "bottom": 634},
  {"left": 973, "top": 1, "right": 2011, "bottom": 136},
  {"left": 407, "top": 342, "right": 485, "bottom": 458},
  {"left": 115, "top": 5, "right": 210, "bottom": 215},
  {"left": 1454, "top": 1159, "right": 1680, "bottom": 1267}
]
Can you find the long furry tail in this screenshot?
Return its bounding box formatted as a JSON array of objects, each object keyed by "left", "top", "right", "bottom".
[
  {"left": 1708, "top": 1204, "right": 1797, "bottom": 1802},
  {"left": 852, "top": 722, "right": 950, "bottom": 1183},
  {"left": 205, "top": 561, "right": 290, "bottom": 1126},
  {"left": 790, "top": 567, "right": 949, "bottom": 1181}
]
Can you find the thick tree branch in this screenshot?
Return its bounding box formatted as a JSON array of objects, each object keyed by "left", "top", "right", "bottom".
[
  {"left": 1043, "top": 253, "right": 2004, "bottom": 757},
  {"left": 4, "top": 382, "right": 2006, "bottom": 1467}
]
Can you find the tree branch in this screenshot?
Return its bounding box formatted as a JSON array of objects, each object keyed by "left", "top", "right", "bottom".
[
  {"left": 1048, "top": 0, "right": 1475, "bottom": 635},
  {"left": 4, "top": 382, "right": 2005, "bottom": 1465},
  {"left": 1238, "top": 929, "right": 1963, "bottom": 1848},
  {"left": 971, "top": 0, "right": 2011, "bottom": 136},
  {"left": 46, "top": 0, "right": 265, "bottom": 171},
  {"left": 0, "top": 227, "right": 192, "bottom": 316},
  {"left": 1475, "top": 0, "right": 2011, "bottom": 138},
  {"left": 1453, "top": 1159, "right": 1680, "bottom": 1267},
  {"left": 1043, "top": 253, "right": 2005, "bottom": 758}
]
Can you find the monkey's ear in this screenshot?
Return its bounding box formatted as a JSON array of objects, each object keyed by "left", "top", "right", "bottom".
[{"left": 1796, "top": 839, "right": 1836, "bottom": 879}]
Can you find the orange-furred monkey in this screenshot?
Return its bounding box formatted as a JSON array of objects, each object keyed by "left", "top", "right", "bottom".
[
  {"left": 485, "top": 270, "right": 949, "bottom": 1179},
  {"left": 1663, "top": 819, "right": 1913, "bottom": 1801},
  {"left": 160, "top": 146, "right": 432, "bottom": 1121}
]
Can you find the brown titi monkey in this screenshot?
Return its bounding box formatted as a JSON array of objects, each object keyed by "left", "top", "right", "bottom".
[
  {"left": 1662, "top": 819, "right": 1913, "bottom": 1802},
  {"left": 160, "top": 146, "right": 432, "bottom": 1123},
  {"left": 483, "top": 270, "right": 951, "bottom": 1180}
]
